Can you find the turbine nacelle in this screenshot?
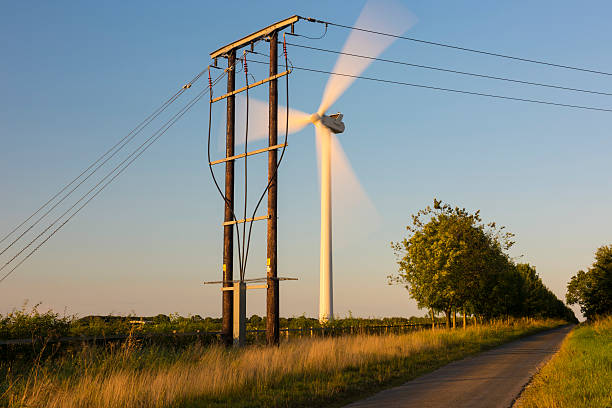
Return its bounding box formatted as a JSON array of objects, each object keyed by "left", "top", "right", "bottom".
[{"left": 310, "top": 112, "right": 345, "bottom": 134}]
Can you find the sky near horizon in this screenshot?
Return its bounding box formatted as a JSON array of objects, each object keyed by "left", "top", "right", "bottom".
[{"left": 1, "top": 1, "right": 611, "bottom": 320}]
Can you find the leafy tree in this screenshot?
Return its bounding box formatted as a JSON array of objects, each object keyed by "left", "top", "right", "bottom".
[
  {"left": 567, "top": 245, "right": 612, "bottom": 319},
  {"left": 390, "top": 199, "right": 513, "bottom": 327},
  {"left": 390, "top": 199, "right": 576, "bottom": 324},
  {"left": 153, "top": 314, "right": 170, "bottom": 324},
  {"left": 516, "top": 264, "right": 544, "bottom": 316},
  {"left": 249, "top": 314, "right": 263, "bottom": 326}
]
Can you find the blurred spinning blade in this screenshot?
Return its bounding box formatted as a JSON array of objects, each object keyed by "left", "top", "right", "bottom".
[
  {"left": 312, "top": 0, "right": 415, "bottom": 230},
  {"left": 317, "top": 0, "right": 417, "bottom": 116},
  {"left": 234, "top": 96, "right": 310, "bottom": 145}
]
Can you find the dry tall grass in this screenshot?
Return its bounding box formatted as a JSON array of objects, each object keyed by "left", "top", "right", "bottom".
[{"left": 5, "top": 319, "right": 561, "bottom": 407}]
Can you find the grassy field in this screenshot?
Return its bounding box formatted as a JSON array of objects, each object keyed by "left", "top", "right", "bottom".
[
  {"left": 1, "top": 319, "right": 563, "bottom": 408},
  {"left": 516, "top": 316, "right": 612, "bottom": 408}
]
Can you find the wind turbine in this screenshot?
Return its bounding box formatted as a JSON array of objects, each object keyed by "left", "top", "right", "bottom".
[{"left": 235, "top": 0, "right": 415, "bottom": 321}]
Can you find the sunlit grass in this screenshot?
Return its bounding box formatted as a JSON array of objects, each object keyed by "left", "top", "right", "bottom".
[
  {"left": 2, "top": 319, "right": 563, "bottom": 408},
  {"left": 516, "top": 316, "right": 612, "bottom": 408}
]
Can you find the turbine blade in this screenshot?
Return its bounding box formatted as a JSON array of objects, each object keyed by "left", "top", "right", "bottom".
[
  {"left": 329, "top": 133, "right": 379, "bottom": 226},
  {"left": 314, "top": 125, "right": 380, "bottom": 237},
  {"left": 284, "top": 108, "right": 312, "bottom": 135},
  {"left": 317, "top": 0, "right": 417, "bottom": 115},
  {"left": 235, "top": 96, "right": 311, "bottom": 145}
]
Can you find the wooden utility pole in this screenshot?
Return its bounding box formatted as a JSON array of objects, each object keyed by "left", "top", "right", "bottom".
[
  {"left": 266, "top": 31, "right": 279, "bottom": 346},
  {"left": 222, "top": 51, "right": 236, "bottom": 347},
  {"left": 208, "top": 16, "right": 297, "bottom": 347}
]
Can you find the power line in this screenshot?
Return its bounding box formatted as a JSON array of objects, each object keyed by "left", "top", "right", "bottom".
[
  {"left": 246, "top": 59, "right": 612, "bottom": 113},
  {"left": 290, "top": 22, "right": 328, "bottom": 40},
  {"left": 0, "top": 70, "right": 226, "bottom": 284},
  {"left": 0, "top": 90, "right": 182, "bottom": 247},
  {"left": 0, "top": 68, "right": 208, "bottom": 255},
  {"left": 283, "top": 41, "right": 612, "bottom": 97},
  {"left": 0, "top": 91, "right": 185, "bottom": 259},
  {"left": 241, "top": 54, "right": 250, "bottom": 278},
  {"left": 0, "top": 84, "right": 211, "bottom": 283},
  {"left": 205, "top": 45, "right": 291, "bottom": 281},
  {"left": 243, "top": 37, "right": 291, "bottom": 279},
  {"left": 303, "top": 17, "right": 612, "bottom": 77}
]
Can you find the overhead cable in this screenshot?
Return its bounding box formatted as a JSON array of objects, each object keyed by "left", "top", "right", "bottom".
[
  {"left": 206, "top": 42, "right": 292, "bottom": 281},
  {"left": 241, "top": 53, "right": 250, "bottom": 279},
  {"left": 289, "top": 22, "right": 328, "bottom": 40},
  {"left": 283, "top": 42, "right": 612, "bottom": 97},
  {"left": 243, "top": 35, "right": 291, "bottom": 277},
  {"left": 0, "top": 69, "right": 226, "bottom": 284},
  {"left": 246, "top": 59, "right": 612, "bottom": 113},
  {"left": 0, "top": 91, "right": 181, "bottom": 248},
  {"left": 0, "top": 68, "right": 208, "bottom": 256},
  {"left": 0, "top": 92, "right": 185, "bottom": 258},
  {"left": 303, "top": 17, "right": 612, "bottom": 77},
  {"left": 206, "top": 65, "right": 249, "bottom": 282}
]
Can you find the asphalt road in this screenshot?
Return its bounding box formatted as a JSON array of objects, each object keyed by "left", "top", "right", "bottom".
[{"left": 345, "top": 325, "right": 573, "bottom": 408}]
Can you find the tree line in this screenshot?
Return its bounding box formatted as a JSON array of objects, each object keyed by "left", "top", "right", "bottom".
[
  {"left": 566, "top": 244, "right": 612, "bottom": 320},
  {"left": 390, "top": 199, "right": 577, "bottom": 326}
]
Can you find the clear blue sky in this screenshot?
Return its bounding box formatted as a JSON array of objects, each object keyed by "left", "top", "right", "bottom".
[{"left": 1, "top": 1, "right": 611, "bottom": 319}]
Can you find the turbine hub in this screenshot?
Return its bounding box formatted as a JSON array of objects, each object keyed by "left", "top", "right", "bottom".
[{"left": 314, "top": 112, "right": 345, "bottom": 134}]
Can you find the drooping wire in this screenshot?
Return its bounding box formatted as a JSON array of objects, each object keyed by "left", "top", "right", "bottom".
[
  {"left": 206, "top": 61, "right": 247, "bottom": 282},
  {"left": 304, "top": 17, "right": 612, "bottom": 77},
  {"left": 240, "top": 52, "right": 250, "bottom": 280},
  {"left": 0, "top": 89, "right": 195, "bottom": 258},
  {"left": 245, "top": 49, "right": 296, "bottom": 73},
  {"left": 0, "top": 68, "right": 224, "bottom": 284},
  {"left": 246, "top": 59, "right": 612, "bottom": 114},
  {"left": 282, "top": 41, "right": 612, "bottom": 97},
  {"left": 206, "top": 42, "right": 291, "bottom": 282},
  {"left": 242, "top": 33, "right": 291, "bottom": 275},
  {"left": 0, "top": 72, "right": 205, "bottom": 252},
  {"left": 0, "top": 78, "right": 213, "bottom": 278},
  {"left": 289, "top": 22, "right": 328, "bottom": 40}
]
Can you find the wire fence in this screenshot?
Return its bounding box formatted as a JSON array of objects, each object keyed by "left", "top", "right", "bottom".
[{"left": 0, "top": 322, "right": 449, "bottom": 346}]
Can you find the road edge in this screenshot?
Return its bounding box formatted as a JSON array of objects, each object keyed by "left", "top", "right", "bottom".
[
  {"left": 336, "top": 322, "right": 570, "bottom": 408},
  {"left": 510, "top": 324, "right": 575, "bottom": 408}
]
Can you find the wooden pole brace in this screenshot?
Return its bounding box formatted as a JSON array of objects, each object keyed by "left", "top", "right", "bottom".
[
  {"left": 246, "top": 284, "right": 268, "bottom": 290},
  {"left": 211, "top": 71, "right": 291, "bottom": 103},
  {"left": 210, "top": 143, "right": 286, "bottom": 165},
  {"left": 221, "top": 284, "right": 268, "bottom": 291},
  {"left": 204, "top": 277, "right": 296, "bottom": 286},
  {"left": 223, "top": 214, "right": 270, "bottom": 226}
]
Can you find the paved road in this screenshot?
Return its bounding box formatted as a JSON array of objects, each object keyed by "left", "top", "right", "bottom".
[{"left": 346, "top": 325, "right": 573, "bottom": 408}]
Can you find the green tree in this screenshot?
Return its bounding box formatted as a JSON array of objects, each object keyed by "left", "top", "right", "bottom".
[
  {"left": 390, "top": 199, "right": 512, "bottom": 327},
  {"left": 567, "top": 244, "right": 612, "bottom": 319},
  {"left": 390, "top": 199, "right": 575, "bottom": 325},
  {"left": 516, "top": 264, "right": 544, "bottom": 316}
]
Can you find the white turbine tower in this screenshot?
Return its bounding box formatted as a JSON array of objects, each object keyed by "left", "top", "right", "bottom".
[
  {"left": 235, "top": 0, "right": 415, "bottom": 322},
  {"left": 313, "top": 114, "right": 344, "bottom": 321}
]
